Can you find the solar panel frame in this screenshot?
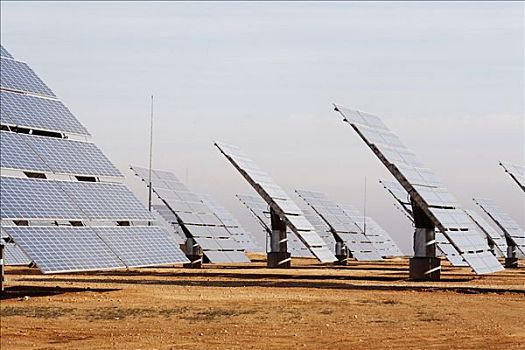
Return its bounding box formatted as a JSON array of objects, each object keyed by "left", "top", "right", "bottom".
[
  {"left": 215, "top": 142, "right": 337, "bottom": 263},
  {"left": 334, "top": 104, "right": 502, "bottom": 274}
]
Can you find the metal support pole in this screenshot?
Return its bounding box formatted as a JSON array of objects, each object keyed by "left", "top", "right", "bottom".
[
  {"left": 147, "top": 95, "right": 154, "bottom": 213},
  {"left": 1, "top": 244, "right": 5, "bottom": 293},
  {"left": 505, "top": 244, "right": 519, "bottom": 268},
  {"left": 409, "top": 199, "right": 440, "bottom": 281},
  {"left": 267, "top": 208, "right": 291, "bottom": 268},
  {"left": 182, "top": 237, "right": 203, "bottom": 268}
]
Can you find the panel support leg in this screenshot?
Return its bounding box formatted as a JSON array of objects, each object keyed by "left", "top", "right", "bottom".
[
  {"left": 267, "top": 208, "right": 291, "bottom": 268},
  {"left": 334, "top": 241, "right": 349, "bottom": 265},
  {"left": 505, "top": 245, "right": 519, "bottom": 268},
  {"left": 182, "top": 238, "right": 203, "bottom": 268}
]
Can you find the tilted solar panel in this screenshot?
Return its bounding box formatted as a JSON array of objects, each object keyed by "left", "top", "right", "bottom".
[
  {"left": 3, "top": 242, "right": 32, "bottom": 265},
  {"left": 131, "top": 165, "right": 250, "bottom": 263},
  {"left": 1, "top": 57, "right": 55, "bottom": 97},
  {"left": 499, "top": 162, "right": 525, "bottom": 192},
  {"left": 295, "top": 189, "right": 382, "bottom": 261},
  {"left": 465, "top": 210, "right": 507, "bottom": 257},
  {"left": 215, "top": 142, "right": 337, "bottom": 263},
  {"left": 335, "top": 104, "right": 503, "bottom": 274},
  {"left": 473, "top": 198, "right": 525, "bottom": 256},
  {"left": 0, "top": 90, "right": 90, "bottom": 135}
]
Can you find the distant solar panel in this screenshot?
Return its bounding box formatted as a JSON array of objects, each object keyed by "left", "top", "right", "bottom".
[
  {"left": 1, "top": 45, "right": 13, "bottom": 59},
  {"left": 215, "top": 142, "right": 337, "bottom": 263},
  {"left": 131, "top": 165, "right": 250, "bottom": 263},
  {"left": 465, "top": 209, "right": 507, "bottom": 257},
  {"left": 199, "top": 193, "right": 262, "bottom": 252},
  {"left": 473, "top": 198, "right": 525, "bottom": 256},
  {"left": 0, "top": 131, "right": 122, "bottom": 177},
  {"left": 339, "top": 203, "right": 404, "bottom": 257},
  {"left": 1, "top": 57, "right": 55, "bottom": 97},
  {"left": 0, "top": 90, "right": 90, "bottom": 135},
  {"left": 335, "top": 104, "right": 503, "bottom": 274},
  {"left": 379, "top": 179, "right": 470, "bottom": 266},
  {"left": 236, "top": 194, "right": 315, "bottom": 258},
  {"left": 295, "top": 189, "right": 382, "bottom": 261},
  {"left": 499, "top": 162, "right": 525, "bottom": 192},
  {"left": 0, "top": 176, "right": 153, "bottom": 221},
  {"left": 152, "top": 203, "right": 186, "bottom": 243},
  {"left": 302, "top": 207, "right": 337, "bottom": 255}
]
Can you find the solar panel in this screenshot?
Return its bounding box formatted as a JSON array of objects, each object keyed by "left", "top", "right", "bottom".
[
  {"left": 3, "top": 226, "right": 126, "bottom": 273},
  {"left": 94, "top": 226, "right": 189, "bottom": 268},
  {"left": 0, "top": 90, "right": 90, "bottom": 135},
  {"left": 215, "top": 142, "right": 337, "bottom": 263},
  {"left": 335, "top": 104, "right": 503, "bottom": 274},
  {"left": 0, "top": 176, "right": 153, "bottom": 221},
  {"left": 1, "top": 57, "right": 55, "bottom": 97},
  {"left": 339, "top": 203, "right": 404, "bottom": 257},
  {"left": 295, "top": 189, "right": 382, "bottom": 261},
  {"left": 1, "top": 45, "right": 13, "bottom": 59},
  {"left": 465, "top": 210, "right": 507, "bottom": 257},
  {"left": 380, "top": 179, "right": 469, "bottom": 266},
  {"left": 473, "top": 198, "right": 525, "bottom": 256},
  {"left": 152, "top": 203, "right": 186, "bottom": 243},
  {"left": 4, "top": 242, "right": 32, "bottom": 265},
  {"left": 499, "top": 162, "right": 525, "bottom": 192},
  {"left": 0, "top": 131, "right": 122, "bottom": 177},
  {"left": 131, "top": 165, "right": 250, "bottom": 263},
  {"left": 236, "top": 194, "right": 315, "bottom": 258}
]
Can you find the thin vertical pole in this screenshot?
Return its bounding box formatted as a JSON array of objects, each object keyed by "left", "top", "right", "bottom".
[
  {"left": 148, "top": 95, "right": 154, "bottom": 212},
  {"left": 363, "top": 176, "right": 367, "bottom": 235}
]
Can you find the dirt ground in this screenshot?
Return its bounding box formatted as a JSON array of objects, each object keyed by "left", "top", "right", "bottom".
[{"left": 1, "top": 255, "right": 524, "bottom": 350}]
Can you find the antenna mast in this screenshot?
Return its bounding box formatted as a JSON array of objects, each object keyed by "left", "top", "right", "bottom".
[
  {"left": 148, "top": 95, "right": 154, "bottom": 212},
  {"left": 363, "top": 176, "right": 367, "bottom": 234}
]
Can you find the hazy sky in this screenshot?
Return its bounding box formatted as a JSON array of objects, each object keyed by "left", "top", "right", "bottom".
[{"left": 2, "top": 2, "right": 523, "bottom": 252}]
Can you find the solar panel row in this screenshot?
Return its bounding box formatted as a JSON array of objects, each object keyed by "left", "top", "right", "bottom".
[{"left": 335, "top": 104, "right": 503, "bottom": 274}]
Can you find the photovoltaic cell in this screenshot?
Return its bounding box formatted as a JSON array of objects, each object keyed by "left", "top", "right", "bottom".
[
  {"left": 4, "top": 226, "right": 126, "bottom": 273},
  {"left": 334, "top": 104, "right": 502, "bottom": 274},
  {"left": 94, "top": 226, "right": 189, "bottom": 267},
  {"left": 215, "top": 142, "right": 337, "bottom": 263},
  {"left": 0, "top": 90, "right": 90, "bottom": 135},
  {"left": 1, "top": 57, "right": 55, "bottom": 97},
  {"left": 0, "top": 131, "right": 121, "bottom": 177},
  {"left": 499, "top": 162, "right": 525, "bottom": 192},
  {"left": 473, "top": 198, "right": 525, "bottom": 256},
  {"left": 0, "top": 176, "right": 152, "bottom": 221},
  {"left": 4, "top": 242, "right": 32, "bottom": 265},
  {"left": 465, "top": 210, "right": 507, "bottom": 257}
]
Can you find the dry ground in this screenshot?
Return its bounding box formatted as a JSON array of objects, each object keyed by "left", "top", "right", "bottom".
[{"left": 1, "top": 255, "right": 524, "bottom": 350}]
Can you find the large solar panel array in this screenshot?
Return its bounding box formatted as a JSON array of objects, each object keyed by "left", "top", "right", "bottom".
[
  {"left": 215, "top": 142, "right": 337, "bottom": 263},
  {"left": 334, "top": 104, "right": 503, "bottom": 274},
  {"left": 199, "top": 193, "right": 262, "bottom": 252},
  {"left": 295, "top": 190, "right": 382, "bottom": 260},
  {"left": 499, "top": 162, "right": 525, "bottom": 192},
  {"left": 380, "top": 179, "right": 469, "bottom": 266},
  {"left": 339, "top": 203, "right": 404, "bottom": 257},
  {"left": 131, "top": 166, "right": 250, "bottom": 263},
  {"left": 236, "top": 194, "right": 315, "bottom": 257},
  {"left": 473, "top": 198, "right": 525, "bottom": 257},
  {"left": 0, "top": 45, "right": 189, "bottom": 273}
]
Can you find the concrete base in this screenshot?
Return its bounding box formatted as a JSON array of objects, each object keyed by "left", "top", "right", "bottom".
[
  {"left": 409, "top": 257, "right": 441, "bottom": 281},
  {"left": 183, "top": 255, "right": 203, "bottom": 269},
  {"left": 267, "top": 252, "right": 292, "bottom": 268},
  {"left": 505, "top": 257, "right": 519, "bottom": 268}
]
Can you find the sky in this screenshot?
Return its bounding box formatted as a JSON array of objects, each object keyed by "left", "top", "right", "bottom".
[{"left": 1, "top": 2, "right": 523, "bottom": 253}]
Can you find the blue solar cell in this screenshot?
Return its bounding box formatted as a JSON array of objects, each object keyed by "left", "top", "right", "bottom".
[
  {"left": 0, "top": 90, "right": 90, "bottom": 135},
  {"left": 1, "top": 57, "right": 55, "bottom": 97}
]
